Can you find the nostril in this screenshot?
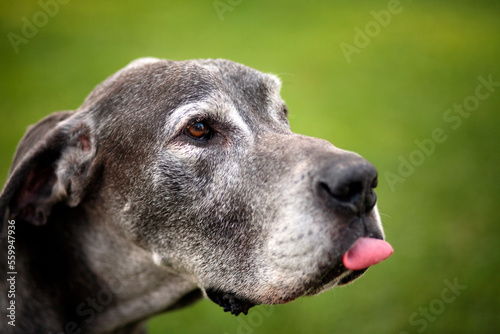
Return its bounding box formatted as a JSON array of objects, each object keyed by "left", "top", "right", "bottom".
[
  {"left": 316, "top": 162, "right": 378, "bottom": 216},
  {"left": 323, "top": 181, "right": 364, "bottom": 204}
]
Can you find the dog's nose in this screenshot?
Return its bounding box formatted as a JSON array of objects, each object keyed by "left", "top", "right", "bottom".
[{"left": 316, "top": 156, "right": 378, "bottom": 216}]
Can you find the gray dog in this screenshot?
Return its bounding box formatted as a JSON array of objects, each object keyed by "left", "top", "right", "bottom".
[{"left": 0, "top": 58, "right": 392, "bottom": 334}]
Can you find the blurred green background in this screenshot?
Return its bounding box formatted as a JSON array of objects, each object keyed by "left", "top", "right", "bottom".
[{"left": 1, "top": 0, "right": 499, "bottom": 333}]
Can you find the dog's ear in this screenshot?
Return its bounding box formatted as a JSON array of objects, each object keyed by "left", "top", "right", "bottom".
[{"left": 0, "top": 111, "right": 97, "bottom": 228}]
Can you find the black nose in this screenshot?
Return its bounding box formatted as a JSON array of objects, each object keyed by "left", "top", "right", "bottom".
[{"left": 316, "top": 155, "right": 378, "bottom": 216}]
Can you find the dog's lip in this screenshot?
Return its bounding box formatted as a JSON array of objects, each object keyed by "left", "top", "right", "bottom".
[
  {"left": 337, "top": 269, "right": 366, "bottom": 285},
  {"left": 306, "top": 237, "right": 392, "bottom": 293},
  {"left": 304, "top": 262, "right": 362, "bottom": 295}
]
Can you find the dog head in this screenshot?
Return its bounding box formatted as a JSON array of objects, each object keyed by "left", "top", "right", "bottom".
[{"left": 0, "top": 58, "right": 392, "bottom": 317}]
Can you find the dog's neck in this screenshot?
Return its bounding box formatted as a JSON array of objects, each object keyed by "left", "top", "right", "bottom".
[
  {"left": 6, "top": 203, "right": 200, "bottom": 334},
  {"left": 78, "top": 208, "right": 202, "bottom": 333}
]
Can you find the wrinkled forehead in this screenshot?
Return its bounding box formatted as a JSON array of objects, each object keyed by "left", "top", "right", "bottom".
[
  {"left": 194, "top": 58, "right": 282, "bottom": 94},
  {"left": 83, "top": 58, "right": 286, "bottom": 135},
  {"left": 171, "top": 59, "right": 285, "bottom": 121},
  {"left": 170, "top": 59, "right": 286, "bottom": 132},
  {"left": 119, "top": 58, "right": 281, "bottom": 107}
]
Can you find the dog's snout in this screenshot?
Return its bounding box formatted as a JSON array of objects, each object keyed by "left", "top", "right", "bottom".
[{"left": 317, "top": 157, "right": 378, "bottom": 215}]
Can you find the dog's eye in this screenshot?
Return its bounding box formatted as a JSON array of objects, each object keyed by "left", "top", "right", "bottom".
[
  {"left": 283, "top": 105, "right": 289, "bottom": 116},
  {"left": 185, "top": 122, "right": 213, "bottom": 140}
]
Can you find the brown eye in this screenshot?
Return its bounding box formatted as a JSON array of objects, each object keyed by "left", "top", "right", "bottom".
[{"left": 185, "top": 122, "right": 212, "bottom": 140}]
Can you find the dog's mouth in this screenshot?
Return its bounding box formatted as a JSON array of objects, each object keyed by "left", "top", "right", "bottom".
[
  {"left": 306, "top": 237, "right": 393, "bottom": 295},
  {"left": 305, "top": 264, "right": 365, "bottom": 296},
  {"left": 206, "top": 237, "right": 392, "bottom": 315}
]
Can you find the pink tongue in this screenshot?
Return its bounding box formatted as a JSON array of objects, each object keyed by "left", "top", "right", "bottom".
[{"left": 342, "top": 237, "right": 393, "bottom": 270}]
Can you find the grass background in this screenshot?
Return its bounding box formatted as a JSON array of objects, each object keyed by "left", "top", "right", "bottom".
[{"left": 1, "top": 0, "right": 499, "bottom": 333}]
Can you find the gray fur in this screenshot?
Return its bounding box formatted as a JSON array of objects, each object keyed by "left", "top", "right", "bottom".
[{"left": 0, "top": 58, "right": 385, "bottom": 333}]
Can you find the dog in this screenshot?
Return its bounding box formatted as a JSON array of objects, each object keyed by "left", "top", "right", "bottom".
[{"left": 0, "top": 58, "right": 392, "bottom": 334}]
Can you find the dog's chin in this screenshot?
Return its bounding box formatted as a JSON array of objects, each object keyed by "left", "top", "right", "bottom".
[{"left": 205, "top": 264, "right": 366, "bottom": 316}]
